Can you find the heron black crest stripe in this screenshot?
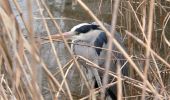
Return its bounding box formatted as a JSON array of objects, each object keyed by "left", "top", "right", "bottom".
[
  {"left": 94, "top": 32, "right": 107, "bottom": 55},
  {"left": 75, "top": 24, "right": 99, "bottom": 34}
]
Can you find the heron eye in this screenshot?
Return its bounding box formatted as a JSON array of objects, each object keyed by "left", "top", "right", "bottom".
[{"left": 75, "top": 31, "right": 80, "bottom": 35}]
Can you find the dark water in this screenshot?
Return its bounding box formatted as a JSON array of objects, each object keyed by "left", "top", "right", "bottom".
[{"left": 47, "top": 0, "right": 112, "bottom": 31}]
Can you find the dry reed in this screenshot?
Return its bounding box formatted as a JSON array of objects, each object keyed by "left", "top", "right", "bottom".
[{"left": 0, "top": 0, "right": 170, "bottom": 100}]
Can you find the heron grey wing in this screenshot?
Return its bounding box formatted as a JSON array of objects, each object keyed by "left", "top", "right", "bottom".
[
  {"left": 112, "top": 32, "right": 129, "bottom": 76},
  {"left": 107, "top": 32, "right": 128, "bottom": 100}
]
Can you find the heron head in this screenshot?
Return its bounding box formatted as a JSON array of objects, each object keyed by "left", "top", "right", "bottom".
[{"left": 50, "top": 23, "right": 102, "bottom": 41}]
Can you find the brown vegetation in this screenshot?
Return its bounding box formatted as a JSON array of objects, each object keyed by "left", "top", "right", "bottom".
[{"left": 0, "top": 0, "right": 170, "bottom": 100}]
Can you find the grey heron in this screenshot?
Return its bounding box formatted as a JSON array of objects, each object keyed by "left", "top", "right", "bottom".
[{"left": 52, "top": 22, "right": 129, "bottom": 100}]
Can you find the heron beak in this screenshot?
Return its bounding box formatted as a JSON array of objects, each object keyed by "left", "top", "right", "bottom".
[{"left": 48, "top": 32, "right": 74, "bottom": 40}]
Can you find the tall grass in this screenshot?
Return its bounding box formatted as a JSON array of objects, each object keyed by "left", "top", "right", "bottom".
[{"left": 0, "top": 0, "right": 170, "bottom": 100}]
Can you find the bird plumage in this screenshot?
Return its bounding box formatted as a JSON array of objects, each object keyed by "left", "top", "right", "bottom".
[
  {"left": 94, "top": 32, "right": 107, "bottom": 55},
  {"left": 66, "top": 22, "right": 128, "bottom": 100}
]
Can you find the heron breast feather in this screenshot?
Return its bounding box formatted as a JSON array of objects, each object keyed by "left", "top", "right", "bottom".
[{"left": 72, "top": 40, "right": 97, "bottom": 60}]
